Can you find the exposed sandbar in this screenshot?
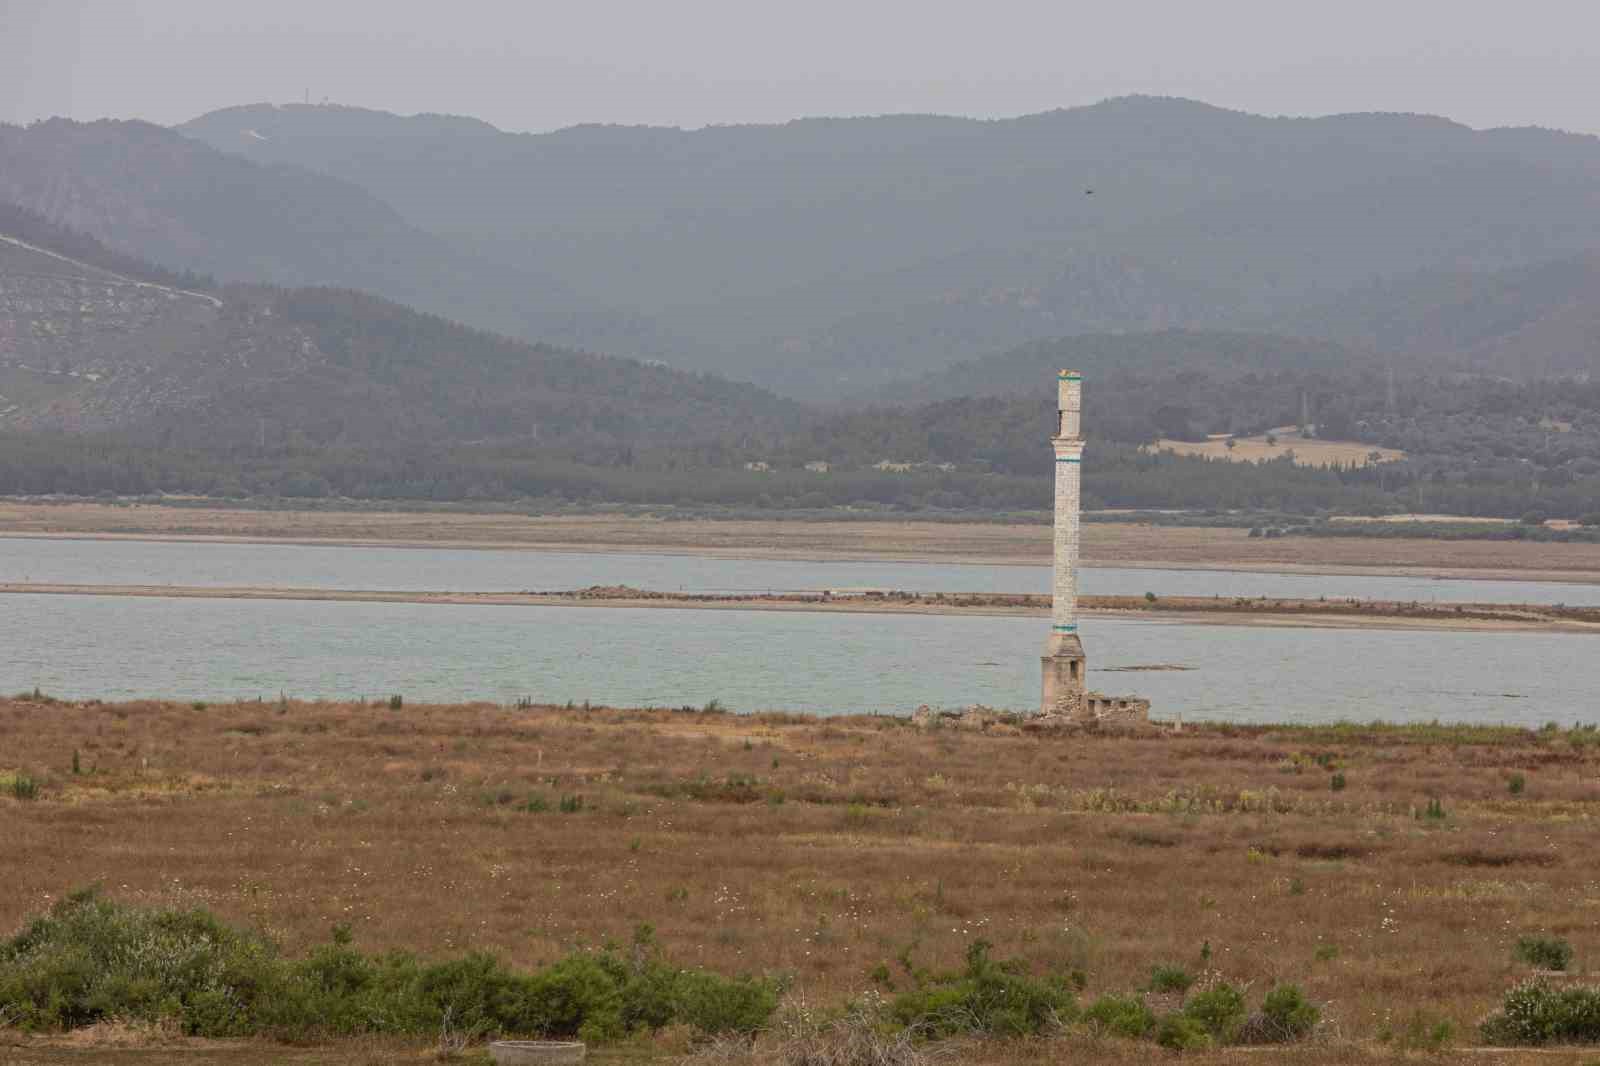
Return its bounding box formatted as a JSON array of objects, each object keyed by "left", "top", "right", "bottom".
[
  {"left": 4, "top": 501, "right": 1600, "bottom": 583},
  {"left": 2, "top": 581, "right": 1595, "bottom": 633}
]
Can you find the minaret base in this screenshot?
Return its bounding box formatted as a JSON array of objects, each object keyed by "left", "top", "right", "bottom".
[{"left": 1041, "top": 631, "right": 1086, "bottom": 716}]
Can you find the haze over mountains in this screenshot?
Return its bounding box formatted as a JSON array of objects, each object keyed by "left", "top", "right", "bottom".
[
  {"left": 0, "top": 204, "right": 800, "bottom": 458},
  {"left": 3, "top": 95, "right": 1597, "bottom": 402}
]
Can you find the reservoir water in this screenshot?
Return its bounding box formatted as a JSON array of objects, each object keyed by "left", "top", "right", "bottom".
[
  {"left": 2, "top": 538, "right": 1595, "bottom": 725},
  {"left": 3, "top": 591, "right": 1595, "bottom": 727}
]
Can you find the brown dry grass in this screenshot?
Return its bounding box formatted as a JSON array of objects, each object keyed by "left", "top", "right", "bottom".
[
  {"left": 7, "top": 696, "right": 1600, "bottom": 1064},
  {"left": 7, "top": 501, "right": 1600, "bottom": 581}
]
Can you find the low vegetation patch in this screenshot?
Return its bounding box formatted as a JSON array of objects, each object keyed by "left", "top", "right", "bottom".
[
  {"left": 1483, "top": 978, "right": 1600, "bottom": 1044},
  {"left": 1515, "top": 936, "right": 1574, "bottom": 972},
  {"left": 1443, "top": 848, "right": 1560, "bottom": 869},
  {"left": 889, "top": 940, "right": 1077, "bottom": 1038},
  {"left": 0, "top": 890, "right": 779, "bottom": 1043}
]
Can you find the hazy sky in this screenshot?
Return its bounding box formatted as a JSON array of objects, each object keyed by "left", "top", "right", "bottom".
[{"left": 5, "top": 0, "right": 1600, "bottom": 135}]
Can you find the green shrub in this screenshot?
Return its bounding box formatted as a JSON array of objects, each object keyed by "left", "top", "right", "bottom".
[
  {"left": 388, "top": 694, "right": 404, "bottom": 710},
  {"left": 0, "top": 886, "right": 278, "bottom": 1034},
  {"left": 1482, "top": 978, "right": 1600, "bottom": 1045},
  {"left": 1508, "top": 773, "right": 1526, "bottom": 795},
  {"left": 1147, "top": 964, "right": 1193, "bottom": 993},
  {"left": 1182, "top": 982, "right": 1246, "bottom": 1042},
  {"left": 889, "top": 940, "right": 1076, "bottom": 1038},
  {"left": 1082, "top": 993, "right": 1155, "bottom": 1038},
  {"left": 1329, "top": 772, "right": 1346, "bottom": 792},
  {"left": 0, "top": 889, "right": 778, "bottom": 1042},
  {"left": 1515, "top": 936, "right": 1574, "bottom": 972},
  {"left": 1156, "top": 1013, "right": 1214, "bottom": 1050},
  {"left": 1240, "top": 983, "right": 1319, "bottom": 1043},
  {"left": 669, "top": 970, "right": 780, "bottom": 1036},
  {"left": 558, "top": 795, "right": 584, "bottom": 814}
]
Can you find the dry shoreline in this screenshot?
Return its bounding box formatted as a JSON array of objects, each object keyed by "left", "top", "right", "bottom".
[
  {"left": 4, "top": 581, "right": 1596, "bottom": 633},
  {"left": 7, "top": 501, "right": 1600, "bottom": 583}
]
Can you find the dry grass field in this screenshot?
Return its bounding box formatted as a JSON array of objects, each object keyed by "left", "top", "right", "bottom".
[
  {"left": 1151, "top": 429, "right": 1406, "bottom": 468},
  {"left": 8, "top": 694, "right": 1600, "bottom": 1062}
]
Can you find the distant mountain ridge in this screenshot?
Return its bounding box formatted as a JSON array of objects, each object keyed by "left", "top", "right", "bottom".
[
  {"left": 176, "top": 96, "right": 1600, "bottom": 396},
  {"left": 7, "top": 96, "right": 1600, "bottom": 401}
]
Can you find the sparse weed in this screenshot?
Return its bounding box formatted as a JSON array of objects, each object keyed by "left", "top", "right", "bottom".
[
  {"left": 5, "top": 772, "right": 40, "bottom": 801},
  {"left": 1386, "top": 1011, "right": 1455, "bottom": 1051}
]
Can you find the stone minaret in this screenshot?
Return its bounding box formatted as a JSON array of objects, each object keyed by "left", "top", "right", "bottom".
[{"left": 1041, "top": 370, "right": 1086, "bottom": 715}]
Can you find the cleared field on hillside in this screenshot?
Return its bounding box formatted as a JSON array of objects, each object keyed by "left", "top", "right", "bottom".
[
  {"left": 6, "top": 696, "right": 1600, "bottom": 1061},
  {"left": 1152, "top": 429, "right": 1404, "bottom": 468}
]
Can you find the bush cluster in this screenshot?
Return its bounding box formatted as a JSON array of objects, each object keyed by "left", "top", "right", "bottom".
[
  {"left": 1483, "top": 979, "right": 1600, "bottom": 1045},
  {"left": 1515, "top": 936, "right": 1574, "bottom": 972},
  {"left": 888, "top": 942, "right": 1318, "bottom": 1049},
  {"left": 0, "top": 890, "right": 777, "bottom": 1043},
  {"left": 889, "top": 940, "right": 1077, "bottom": 1038}
]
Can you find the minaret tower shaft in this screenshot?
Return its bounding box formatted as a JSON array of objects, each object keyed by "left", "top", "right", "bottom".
[{"left": 1041, "top": 370, "right": 1086, "bottom": 714}]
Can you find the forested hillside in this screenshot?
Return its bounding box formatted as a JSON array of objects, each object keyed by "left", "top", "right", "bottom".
[
  {"left": 176, "top": 97, "right": 1600, "bottom": 397},
  {"left": 864, "top": 330, "right": 1366, "bottom": 407},
  {"left": 0, "top": 211, "right": 802, "bottom": 459},
  {"left": 0, "top": 118, "right": 683, "bottom": 363},
  {"left": 1278, "top": 255, "right": 1600, "bottom": 379}
]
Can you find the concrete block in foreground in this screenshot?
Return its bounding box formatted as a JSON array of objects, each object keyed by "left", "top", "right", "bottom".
[{"left": 490, "top": 1041, "right": 586, "bottom": 1065}]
